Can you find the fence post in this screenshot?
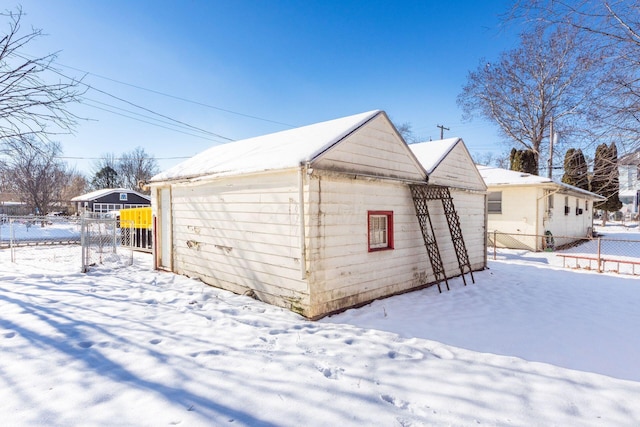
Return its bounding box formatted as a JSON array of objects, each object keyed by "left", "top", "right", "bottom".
[
  {"left": 10, "top": 218, "right": 15, "bottom": 263},
  {"left": 597, "top": 237, "right": 602, "bottom": 273},
  {"left": 493, "top": 230, "right": 497, "bottom": 260}
]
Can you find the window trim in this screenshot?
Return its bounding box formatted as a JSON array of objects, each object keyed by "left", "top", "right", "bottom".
[{"left": 368, "top": 210, "right": 394, "bottom": 252}]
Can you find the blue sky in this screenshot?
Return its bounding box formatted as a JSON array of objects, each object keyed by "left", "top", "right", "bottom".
[{"left": 13, "top": 0, "right": 518, "bottom": 175}]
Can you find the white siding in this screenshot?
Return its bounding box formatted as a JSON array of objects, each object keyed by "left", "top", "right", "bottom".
[
  {"left": 450, "top": 189, "right": 486, "bottom": 270},
  {"left": 486, "top": 186, "right": 540, "bottom": 250},
  {"left": 428, "top": 143, "right": 486, "bottom": 191},
  {"left": 168, "top": 171, "right": 310, "bottom": 313},
  {"left": 544, "top": 193, "right": 594, "bottom": 246},
  {"left": 312, "top": 114, "right": 425, "bottom": 181},
  {"left": 304, "top": 174, "right": 485, "bottom": 318}
]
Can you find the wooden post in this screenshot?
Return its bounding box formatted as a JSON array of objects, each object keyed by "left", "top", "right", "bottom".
[
  {"left": 493, "top": 230, "right": 497, "bottom": 260},
  {"left": 597, "top": 237, "right": 602, "bottom": 273}
]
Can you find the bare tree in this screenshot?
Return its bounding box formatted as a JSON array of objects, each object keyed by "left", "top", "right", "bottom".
[
  {"left": 393, "top": 121, "right": 419, "bottom": 144},
  {"left": 58, "top": 168, "right": 87, "bottom": 212},
  {"left": 1, "top": 137, "right": 69, "bottom": 215},
  {"left": 0, "top": 7, "right": 84, "bottom": 144},
  {"left": 457, "top": 25, "right": 608, "bottom": 175},
  {"left": 472, "top": 151, "right": 510, "bottom": 168},
  {"left": 117, "top": 147, "right": 159, "bottom": 194},
  {"left": 89, "top": 148, "right": 158, "bottom": 193},
  {"left": 508, "top": 1, "right": 640, "bottom": 152}
]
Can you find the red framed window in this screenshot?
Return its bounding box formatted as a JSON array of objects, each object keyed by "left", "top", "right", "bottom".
[{"left": 368, "top": 211, "right": 394, "bottom": 251}]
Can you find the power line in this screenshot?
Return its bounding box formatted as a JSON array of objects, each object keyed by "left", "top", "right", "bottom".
[
  {"left": 11, "top": 52, "right": 234, "bottom": 142},
  {"left": 56, "top": 155, "right": 191, "bottom": 160},
  {"left": 83, "top": 83, "right": 234, "bottom": 141},
  {"left": 82, "top": 96, "right": 228, "bottom": 139},
  {"left": 17, "top": 52, "right": 296, "bottom": 128},
  {"left": 83, "top": 102, "right": 228, "bottom": 142}
]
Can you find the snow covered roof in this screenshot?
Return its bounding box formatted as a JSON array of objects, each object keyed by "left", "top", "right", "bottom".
[
  {"left": 619, "top": 189, "right": 637, "bottom": 197},
  {"left": 409, "top": 138, "right": 461, "bottom": 174},
  {"left": 477, "top": 166, "right": 605, "bottom": 200},
  {"left": 71, "top": 188, "right": 151, "bottom": 202},
  {"left": 151, "top": 110, "right": 383, "bottom": 182},
  {"left": 619, "top": 148, "right": 640, "bottom": 166}
]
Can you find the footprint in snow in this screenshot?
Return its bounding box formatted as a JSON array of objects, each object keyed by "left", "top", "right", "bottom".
[
  {"left": 149, "top": 338, "right": 162, "bottom": 345},
  {"left": 387, "top": 346, "right": 424, "bottom": 360},
  {"left": 381, "top": 394, "right": 409, "bottom": 409},
  {"left": 431, "top": 347, "right": 454, "bottom": 360},
  {"left": 78, "top": 341, "right": 93, "bottom": 349},
  {"left": 4, "top": 331, "right": 16, "bottom": 339},
  {"left": 315, "top": 364, "right": 344, "bottom": 380},
  {"left": 189, "top": 349, "right": 222, "bottom": 358}
]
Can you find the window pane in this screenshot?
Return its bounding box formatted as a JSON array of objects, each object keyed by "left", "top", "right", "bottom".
[
  {"left": 370, "top": 215, "right": 388, "bottom": 248},
  {"left": 487, "top": 192, "right": 502, "bottom": 214}
]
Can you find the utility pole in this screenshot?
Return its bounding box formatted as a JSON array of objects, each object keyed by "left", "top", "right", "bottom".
[
  {"left": 436, "top": 124, "right": 449, "bottom": 140},
  {"left": 548, "top": 117, "right": 554, "bottom": 179}
]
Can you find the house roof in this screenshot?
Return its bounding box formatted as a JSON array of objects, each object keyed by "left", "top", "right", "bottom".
[
  {"left": 150, "top": 110, "right": 384, "bottom": 183},
  {"left": 71, "top": 188, "right": 151, "bottom": 202},
  {"left": 477, "top": 166, "right": 605, "bottom": 200},
  {"left": 408, "top": 138, "right": 460, "bottom": 174},
  {"left": 619, "top": 148, "right": 640, "bottom": 166}
]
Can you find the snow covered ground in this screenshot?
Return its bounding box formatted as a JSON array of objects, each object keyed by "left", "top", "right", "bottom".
[{"left": 0, "top": 225, "right": 639, "bottom": 426}]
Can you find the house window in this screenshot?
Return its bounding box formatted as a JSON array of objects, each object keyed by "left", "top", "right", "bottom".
[
  {"left": 548, "top": 193, "right": 554, "bottom": 210},
  {"left": 119, "top": 193, "right": 128, "bottom": 201},
  {"left": 93, "top": 203, "right": 123, "bottom": 213},
  {"left": 368, "top": 211, "right": 394, "bottom": 251},
  {"left": 564, "top": 196, "right": 570, "bottom": 215},
  {"left": 585, "top": 200, "right": 589, "bottom": 212},
  {"left": 487, "top": 192, "right": 502, "bottom": 214}
]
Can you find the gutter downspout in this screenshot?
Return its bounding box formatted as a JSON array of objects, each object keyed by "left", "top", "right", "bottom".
[{"left": 298, "top": 165, "right": 308, "bottom": 280}]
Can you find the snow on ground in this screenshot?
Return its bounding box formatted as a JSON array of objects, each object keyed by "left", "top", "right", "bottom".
[{"left": 0, "top": 226, "right": 639, "bottom": 426}]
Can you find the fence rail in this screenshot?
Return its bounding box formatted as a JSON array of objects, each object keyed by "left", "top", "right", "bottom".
[
  {"left": 0, "top": 215, "right": 148, "bottom": 271},
  {"left": 0, "top": 216, "right": 82, "bottom": 249},
  {"left": 488, "top": 230, "right": 640, "bottom": 275}
]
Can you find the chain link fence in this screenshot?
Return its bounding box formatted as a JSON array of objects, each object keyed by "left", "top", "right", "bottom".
[
  {"left": 0, "top": 215, "right": 138, "bottom": 273},
  {"left": 488, "top": 229, "right": 640, "bottom": 275}
]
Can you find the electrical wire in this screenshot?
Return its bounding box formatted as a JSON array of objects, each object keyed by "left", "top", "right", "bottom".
[{"left": 14, "top": 51, "right": 296, "bottom": 129}]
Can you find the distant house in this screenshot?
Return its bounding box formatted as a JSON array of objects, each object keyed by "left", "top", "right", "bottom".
[
  {"left": 71, "top": 188, "right": 151, "bottom": 214},
  {"left": 478, "top": 166, "right": 605, "bottom": 251},
  {"left": 0, "top": 193, "right": 28, "bottom": 215},
  {"left": 148, "top": 110, "right": 487, "bottom": 319},
  {"left": 618, "top": 149, "right": 640, "bottom": 217}
]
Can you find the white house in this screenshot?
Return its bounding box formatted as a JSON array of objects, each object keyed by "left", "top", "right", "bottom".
[
  {"left": 618, "top": 149, "right": 640, "bottom": 217},
  {"left": 478, "top": 166, "right": 605, "bottom": 251},
  {"left": 148, "top": 110, "right": 486, "bottom": 319}
]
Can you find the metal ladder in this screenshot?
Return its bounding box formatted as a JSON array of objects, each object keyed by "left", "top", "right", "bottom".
[{"left": 409, "top": 184, "right": 474, "bottom": 292}]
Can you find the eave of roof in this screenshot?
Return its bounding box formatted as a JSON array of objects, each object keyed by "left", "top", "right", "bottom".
[{"left": 477, "top": 166, "right": 605, "bottom": 200}]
